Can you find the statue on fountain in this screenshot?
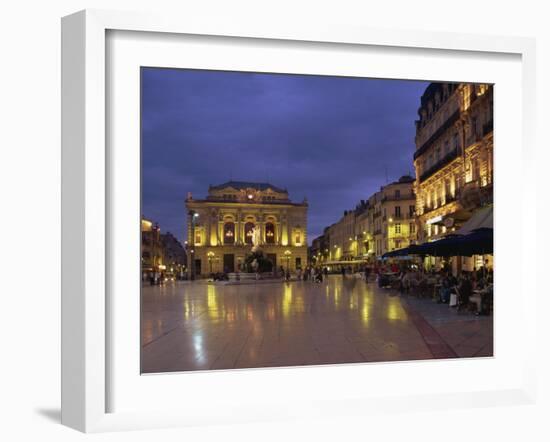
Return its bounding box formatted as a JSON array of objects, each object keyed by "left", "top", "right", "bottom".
[
  {"left": 251, "top": 225, "right": 262, "bottom": 252},
  {"left": 243, "top": 225, "right": 273, "bottom": 273}
]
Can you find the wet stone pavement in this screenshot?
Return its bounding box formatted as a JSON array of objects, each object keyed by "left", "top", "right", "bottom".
[
  {"left": 400, "top": 294, "right": 493, "bottom": 358},
  {"left": 141, "top": 275, "right": 493, "bottom": 373}
]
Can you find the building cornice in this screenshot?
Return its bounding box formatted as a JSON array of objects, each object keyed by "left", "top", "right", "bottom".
[{"left": 185, "top": 200, "right": 307, "bottom": 209}]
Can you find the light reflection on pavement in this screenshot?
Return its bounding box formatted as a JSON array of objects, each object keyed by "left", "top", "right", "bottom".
[{"left": 141, "top": 275, "right": 492, "bottom": 373}]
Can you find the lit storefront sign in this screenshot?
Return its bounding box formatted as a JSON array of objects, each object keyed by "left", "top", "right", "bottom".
[{"left": 426, "top": 215, "right": 443, "bottom": 225}]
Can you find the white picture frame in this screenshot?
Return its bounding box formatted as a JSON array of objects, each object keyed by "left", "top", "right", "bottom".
[{"left": 61, "top": 9, "right": 537, "bottom": 433}]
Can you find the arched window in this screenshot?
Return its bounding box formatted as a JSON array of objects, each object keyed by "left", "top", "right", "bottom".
[
  {"left": 265, "top": 222, "right": 275, "bottom": 244},
  {"left": 244, "top": 222, "right": 255, "bottom": 245},
  {"left": 224, "top": 222, "right": 235, "bottom": 244}
]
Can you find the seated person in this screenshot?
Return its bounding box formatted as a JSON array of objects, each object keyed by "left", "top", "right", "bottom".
[
  {"left": 439, "top": 273, "right": 452, "bottom": 303},
  {"left": 457, "top": 272, "right": 473, "bottom": 309},
  {"left": 479, "top": 284, "right": 493, "bottom": 315}
]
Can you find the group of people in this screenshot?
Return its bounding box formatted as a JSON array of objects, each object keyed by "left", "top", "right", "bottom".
[
  {"left": 275, "top": 266, "right": 329, "bottom": 283},
  {"left": 396, "top": 266, "right": 493, "bottom": 315},
  {"left": 144, "top": 271, "right": 165, "bottom": 286},
  {"left": 295, "top": 266, "right": 328, "bottom": 283}
]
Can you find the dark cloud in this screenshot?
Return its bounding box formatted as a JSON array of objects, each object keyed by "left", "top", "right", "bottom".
[{"left": 141, "top": 68, "right": 429, "bottom": 243}]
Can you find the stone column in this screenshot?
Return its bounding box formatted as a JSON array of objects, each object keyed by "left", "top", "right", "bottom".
[
  {"left": 302, "top": 209, "right": 307, "bottom": 246},
  {"left": 218, "top": 210, "right": 222, "bottom": 245},
  {"left": 283, "top": 211, "right": 289, "bottom": 246},
  {"left": 260, "top": 216, "right": 265, "bottom": 245},
  {"left": 206, "top": 211, "right": 211, "bottom": 246},
  {"left": 236, "top": 210, "right": 241, "bottom": 245}
]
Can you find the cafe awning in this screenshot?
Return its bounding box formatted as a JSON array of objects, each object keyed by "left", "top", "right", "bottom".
[{"left": 454, "top": 205, "right": 493, "bottom": 235}]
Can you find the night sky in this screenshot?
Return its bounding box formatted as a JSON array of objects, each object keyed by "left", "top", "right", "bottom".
[{"left": 141, "top": 68, "right": 429, "bottom": 245}]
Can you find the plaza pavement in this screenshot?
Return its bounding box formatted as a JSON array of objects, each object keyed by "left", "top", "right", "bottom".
[{"left": 141, "top": 275, "right": 493, "bottom": 373}]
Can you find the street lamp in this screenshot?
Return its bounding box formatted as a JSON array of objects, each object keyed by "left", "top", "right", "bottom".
[
  {"left": 284, "top": 249, "right": 292, "bottom": 272},
  {"left": 188, "top": 210, "right": 199, "bottom": 280}
]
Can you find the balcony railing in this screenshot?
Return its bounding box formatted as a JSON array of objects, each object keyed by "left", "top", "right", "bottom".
[
  {"left": 414, "top": 109, "right": 460, "bottom": 160},
  {"left": 421, "top": 195, "right": 457, "bottom": 215},
  {"left": 419, "top": 147, "right": 459, "bottom": 183},
  {"left": 382, "top": 194, "right": 415, "bottom": 202},
  {"left": 386, "top": 213, "right": 416, "bottom": 221}
]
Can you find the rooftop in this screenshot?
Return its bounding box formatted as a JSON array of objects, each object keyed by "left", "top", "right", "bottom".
[
  {"left": 209, "top": 181, "right": 287, "bottom": 193},
  {"left": 384, "top": 175, "right": 415, "bottom": 186}
]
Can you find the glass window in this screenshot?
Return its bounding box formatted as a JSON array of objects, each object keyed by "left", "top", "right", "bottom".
[
  {"left": 265, "top": 222, "right": 275, "bottom": 244},
  {"left": 395, "top": 223, "right": 401, "bottom": 234},
  {"left": 244, "top": 222, "right": 255, "bottom": 245},
  {"left": 224, "top": 222, "right": 235, "bottom": 244}
]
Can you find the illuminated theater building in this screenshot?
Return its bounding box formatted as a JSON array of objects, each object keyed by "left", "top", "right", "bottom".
[{"left": 185, "top": 181, "right": 308, "bottom": 276}]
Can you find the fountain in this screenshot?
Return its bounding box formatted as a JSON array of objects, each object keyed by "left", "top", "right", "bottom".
[
  {"left": 243, "top": 226, "right": 273, "bottom": 274},
  {"left": 227, "top": 225, "right": 274, "bottom": 282}
]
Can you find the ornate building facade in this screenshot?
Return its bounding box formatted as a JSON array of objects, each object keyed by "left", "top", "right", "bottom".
[
  {"left": 312, "top": 175, "right": 417, "bottom": 264},
  {"left": 372, "top": 175, "right": 417, "bottom": 257},
  {"left": 413, "top": 83, "right": 493, "bottom": 242},
  {"left": 185, "top": 181, "right": 308, "bottom": 275}
]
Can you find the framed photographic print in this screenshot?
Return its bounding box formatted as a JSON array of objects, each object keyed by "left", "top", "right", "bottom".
[{"left": 61, "top": 9, "right": 537, "bottom": 432}]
